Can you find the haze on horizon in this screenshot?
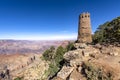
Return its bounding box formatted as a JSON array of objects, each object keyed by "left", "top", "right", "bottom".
[{"left": 0, "top": 0, "right": 120, "bottom": 40}]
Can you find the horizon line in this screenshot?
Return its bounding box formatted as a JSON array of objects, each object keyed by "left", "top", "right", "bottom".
[{"left": 0, "top": 38, "right": 76, "bottom": 41}]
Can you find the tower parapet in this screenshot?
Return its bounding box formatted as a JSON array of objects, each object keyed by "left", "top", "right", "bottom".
[
  {"left": 80, "top": 12, "right": 90, "bottom": 18},
  {"left": 77, "top": 12, "right": 92, "bottom": 43}
]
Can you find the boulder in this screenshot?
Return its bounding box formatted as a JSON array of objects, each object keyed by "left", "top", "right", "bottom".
[
  {"left": 82, "top": 50, "right": 90, "bottom": 57},
  {"left": 94, "top": 44, "right": 102, "bottom": 49},
  {"left": 101, "top": 47, "right": 110, "bottom": 54},
  {"left": 109, "top": 51, "right": 118, "bottom": 56},
  {"left": 77, "top": 66, "right": 82, "bottom": 73},
  {"left": 74, "top": 43, "right": 87, "bottom": 49},
  {"left": 70, "top": 59, "right": 83, "bottom": 67},
  {"left": 57, "top": 66, "right": 74, "bottom": 80},
  {"left": 101, "top": 46, "right": 119, "bottom": 56},
  {"left": 64, "top": 50, "right": 82, "bottom": 61}
]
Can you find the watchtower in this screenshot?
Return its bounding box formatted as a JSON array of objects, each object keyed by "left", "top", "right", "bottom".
[{"left": 77, "top": 12, "right": 92, "bottom": 43}]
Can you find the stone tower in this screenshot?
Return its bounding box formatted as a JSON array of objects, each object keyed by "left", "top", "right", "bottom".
[{"left": 77, "top": 12, "right": 92, "bottom": 43}]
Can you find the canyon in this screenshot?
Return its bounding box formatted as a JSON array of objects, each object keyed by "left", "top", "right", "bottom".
[{"left": 0, "top": 40, "right": 69, "bottom": 80}]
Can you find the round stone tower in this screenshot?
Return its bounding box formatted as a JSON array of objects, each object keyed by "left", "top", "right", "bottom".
[{"left": 77, "top": 12, "right": 92, "bottom": 43}]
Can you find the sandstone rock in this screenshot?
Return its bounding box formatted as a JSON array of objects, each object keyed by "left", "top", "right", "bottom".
[
  {"left": 69, "top": 78, "right": 74, "bottom": 80},
  {"left": 70, "top": 59, "right": 83, "bottom": 67},
  {"left": 55, "top": 43, "right": 120, "bottom": 80},
  {"left": 93, "top": 48, "right": 100, "bottom": 54},
  {"left": 77, "top": 66, "right": 82, "bottom": 73},
  {"left": 101, "top": 47, "right": 110, "bottom": 54},
  {"left": 101, "top": 46, "right": 119, "bottom": 56},
  {"left": 69, "top": 68, "right": 86, "bottom": 80},
  {"left": 94, "top": 44, "right": 102, "bottom": 49},
  {"left": 57, "top": 66, "right": 74, "bottom": 80},
  {"left": 82, "top": 50, "right": 90, "bottom": 57},
  {"left": 64, "top": 50, "right": 82, "bottom": 61},
  {"left": 53, "top": 77, "right": 64, "bottom": 80},
  {"left": 109, "top": 51, "right": 118, "bottom": 56},
  {"left": 74, "top": 43, "right": 87, "bottom": 49},
  {"left": 12, "top": 55, "right": 49, "bottom": 80}
]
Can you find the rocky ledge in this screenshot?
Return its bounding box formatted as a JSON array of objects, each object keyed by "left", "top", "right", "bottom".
[{"left": 53, "top": 43, "right": 120, "bottom": 80}]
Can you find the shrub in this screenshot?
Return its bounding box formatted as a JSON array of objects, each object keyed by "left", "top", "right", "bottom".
[
  {"left": 93, "top": 16, "right": 120, "bottom": 44},
  {"left": 43, "top": 46, "right": 55, "bottom": 61},
  {"left": 42, "top": 46, "right": 67, "bottom": 79},
  {"left": 66, "top": 42, "right": 76, "bottom": 51},
  {"left": 42, "top": 43, "right": 74, "bottom": 79}
]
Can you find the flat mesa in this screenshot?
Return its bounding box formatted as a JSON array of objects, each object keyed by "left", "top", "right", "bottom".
[{"left": 77, "top": 12, "right": 92, "bottom": 43}]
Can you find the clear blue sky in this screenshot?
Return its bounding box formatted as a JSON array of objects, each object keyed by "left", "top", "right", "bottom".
[{"left": 0, "top": 0, "right": 120, "bottom": 40}]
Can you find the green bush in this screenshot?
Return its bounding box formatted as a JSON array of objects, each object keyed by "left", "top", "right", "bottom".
[
  {"left": 48, "top": 63, "right": 59, "bottom": 77},
  {"left": 66, "top": 42, "right": 76, "bottom": 51},
  {"left": 55, "top": 46, "right": 66, "bottom": 66},
  {"left": 42, "top": 45, "right": 67, "bottom": 79},
  {"left": 93, "top": 17, "right": 120, "bottom": 44},
  {"left": 43, "top": 46, "right": 55, "bottom": 61},
  {"left": 42, "top": 43, "right": 75, "bottom": 79}
]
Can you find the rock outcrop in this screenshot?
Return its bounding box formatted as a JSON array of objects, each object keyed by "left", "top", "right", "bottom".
[
  {"left": 12, "top": 55, "right": 49, "bottom": 80},
  {"left": 57, "top": 66, "right": 74, "bottom": 80},
  {"left": 54, "top": 43, "right": 120, "bottom": 80}
]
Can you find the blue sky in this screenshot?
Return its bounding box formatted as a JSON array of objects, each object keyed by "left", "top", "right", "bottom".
[{"left": 0, "top": 0, "right": 120, "bottom": 40}]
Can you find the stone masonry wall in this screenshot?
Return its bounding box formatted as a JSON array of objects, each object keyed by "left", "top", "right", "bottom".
[{"left": 77, "top": 12, "right": 92, "bottom": 43}]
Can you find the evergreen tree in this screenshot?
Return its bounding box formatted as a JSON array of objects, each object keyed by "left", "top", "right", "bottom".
[{"left": 93, "top": 17, "right": 120, "bottom": 44}]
